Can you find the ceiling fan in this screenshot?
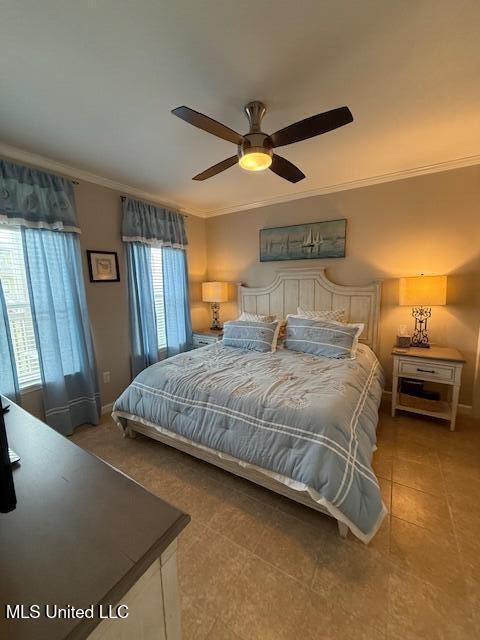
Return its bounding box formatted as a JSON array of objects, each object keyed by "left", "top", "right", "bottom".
[{"left": 171, "top": 101, "right": 353, "bottom": 183}]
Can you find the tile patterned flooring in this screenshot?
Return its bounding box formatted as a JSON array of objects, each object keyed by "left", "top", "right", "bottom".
[{"left": 71, "top": 404, "right": 480, "bottom": 640}]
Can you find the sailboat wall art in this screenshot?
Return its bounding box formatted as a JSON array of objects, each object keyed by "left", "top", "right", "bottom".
[{"left": 259, "top": 219, "right": 346, "bottom": 262}]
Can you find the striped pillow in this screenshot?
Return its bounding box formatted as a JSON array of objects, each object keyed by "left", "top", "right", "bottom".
[
  {"left": 297, "top": 307, "right": 346, "bottom": 322},
  {"left": 223, "top": 320, "right": 280, "bottom": 353},
  {"left": 285, "top": 316, "right": 364, "bottom": 359}
]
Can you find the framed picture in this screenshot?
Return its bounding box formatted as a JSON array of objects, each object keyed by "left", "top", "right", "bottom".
[
  {"left": 259, "top": 218, "right": 346, "bottom": 262},
  {"left": 86, "top": 250, "right": 120, "bottom": 282}
]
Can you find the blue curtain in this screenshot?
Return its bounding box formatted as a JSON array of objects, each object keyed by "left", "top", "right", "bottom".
[
  {"left": 22, "top": 228, "right": 100, "bottom": 435},
  {"left": 0, "top": 281, "right": 20, "bottom": 402},
  {"left": 163, "top": 247, "right": 193, "bottom": 357},
  {"left": 122, "top": 198, "right": 192, "bottom": 375},
  {"left": 0, "top": 159, "right": 79, "bottom": 232},
  {"left": 122, "top": 197, "right": 187, "bottom": 247},
  {"left": 126, "top": 243, "right": 159, "bottom": 378}
]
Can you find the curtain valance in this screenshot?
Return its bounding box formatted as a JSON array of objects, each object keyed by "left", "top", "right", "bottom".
[
  {"left": 122, "top": 197, "right": 187, "bottom": 248},
  {"left": 0, "top": 160, "right": 79, "bottom": 233}
]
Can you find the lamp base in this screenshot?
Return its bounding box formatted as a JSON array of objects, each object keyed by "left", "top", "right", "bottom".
[
  {"left": 411, "top": 306, "right": 431, "bottom": 348},
  {"left": 210, "top": 303, "right": 222, "bottom": 330}
]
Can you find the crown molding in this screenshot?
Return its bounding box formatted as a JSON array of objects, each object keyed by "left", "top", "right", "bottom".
[
  {"left": 0, "top": 142, "right": 203, "bottom": 217},
  {"left": 1, "top": 142, "right": 479, "bottom": 220},
  {"left": 197, "top": 153, "right": 480, "bottom": 218}
]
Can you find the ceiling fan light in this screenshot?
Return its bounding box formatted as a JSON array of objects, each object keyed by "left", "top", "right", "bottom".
[{"left": 239, "top": 151, "right": 272, "bottom": 172}]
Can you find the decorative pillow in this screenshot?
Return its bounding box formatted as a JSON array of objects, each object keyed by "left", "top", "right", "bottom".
[
  {"left": 297, "top": 306, "right": 346, "bottom": 322},
  {"left": 285, "top": 316, "right": 364, "bottom": 359},
  {"left": 275, "top": 320, "right": 288, "bottom": 349},
  {"left": 278, "top": 319, "right": 287, "bottom": 340},
  {"left": 238, "top": 311, "right": 277, "bottom": 323},
  {"left": 223, "top": 320, "right": 280, "bottom": 353}
]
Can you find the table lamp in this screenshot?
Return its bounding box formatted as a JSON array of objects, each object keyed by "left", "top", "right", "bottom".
[
  {"left": 399, "top": 275, "right": 447, "bottom": 348},
  {"left": 202, "top": 282, "right": 229, "bottom": 330}
]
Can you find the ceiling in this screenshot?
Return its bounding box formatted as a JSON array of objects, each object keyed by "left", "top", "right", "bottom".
[{"left": 1, "top": 1, "right": 479, "bottom": 217}]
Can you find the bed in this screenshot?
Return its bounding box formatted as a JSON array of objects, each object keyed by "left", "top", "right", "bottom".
[{"left": 112, "top": 268, "right": 386, "bottom": 542}]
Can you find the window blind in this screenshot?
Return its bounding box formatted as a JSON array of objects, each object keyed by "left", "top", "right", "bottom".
[
  {"left": 151, "top": 247, "right": 167, "bottom": 349},
  {"left": 0, "top": 226, "right": 41, "bottom": 388}
]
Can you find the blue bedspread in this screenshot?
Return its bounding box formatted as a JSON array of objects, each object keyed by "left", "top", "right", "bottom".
[{"left": 113, "top": 342, "right": 386, "bottom": 542}]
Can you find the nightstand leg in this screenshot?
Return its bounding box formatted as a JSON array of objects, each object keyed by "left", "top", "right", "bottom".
[
  {"left": 391, "top": 375, "right": 398, "bottom": 417},
  {"left": 450, "top": 384, "right": 460, "bottom": 431}
]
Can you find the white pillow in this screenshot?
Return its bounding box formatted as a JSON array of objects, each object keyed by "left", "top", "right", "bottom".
[
  {"left": 297, "top": 306, "right": 346, "bottom": 323},
  {"left": 238, "top": 311, "right": 277, "bottom": 323}
]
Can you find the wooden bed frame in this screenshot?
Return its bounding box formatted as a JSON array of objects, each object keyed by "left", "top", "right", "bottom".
[{"left": 124, "top": 267, "right": 382, "bottom": 538}]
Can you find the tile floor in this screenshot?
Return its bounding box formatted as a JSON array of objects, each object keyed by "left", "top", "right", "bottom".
[{"left": 71, "top": 404, "right": 480, "bottom": 640}]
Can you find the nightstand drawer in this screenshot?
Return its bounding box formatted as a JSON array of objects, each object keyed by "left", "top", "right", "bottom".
[
  {"left": 193, "top": 336, "right": 214, "bottom": 348},
  {"left": 192, "top": 333, "right": 222, "bottom": 348},
  {"left": 398, "top": 359, "right": 455, "bottom": 382}
]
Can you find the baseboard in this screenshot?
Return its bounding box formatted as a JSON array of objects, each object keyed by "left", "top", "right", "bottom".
[
  {"left": 381, "top": 390, "right": 472, "bottom": 415},
  {"left": 101, "top": 402, "right": 114, "bottom": 416},
  {"left": 457, "top": 403, "right": 473, "bottom": 416}
]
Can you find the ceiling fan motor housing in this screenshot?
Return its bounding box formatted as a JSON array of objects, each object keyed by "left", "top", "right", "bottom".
[
  {"left": 238, "top": 133, "right": 273, "bottom": 161},
  {"left": 238, "top": 101, "right": 272, "bottom": 160}
]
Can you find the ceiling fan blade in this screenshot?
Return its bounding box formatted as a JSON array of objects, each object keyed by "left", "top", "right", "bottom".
[
  {"left": 193, "top": 155, "right": 238, "bottom": 181},
  {"left": 172, "top": 106, "right": 244, "bottom": 145},
  {"left": 269, "top": 154, "right": 305, "bottom": 183},
  {"left": 270, "top": 106, "right": 353, "bottom": 148}
]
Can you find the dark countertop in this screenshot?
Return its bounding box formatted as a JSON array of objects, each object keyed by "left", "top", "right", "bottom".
[{"left": 0, "top": 397, "right": 189, "bottom": 640}]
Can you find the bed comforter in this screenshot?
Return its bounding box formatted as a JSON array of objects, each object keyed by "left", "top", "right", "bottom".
[{"left": 112, "top": 342, "right": 386, "bottom": 542}]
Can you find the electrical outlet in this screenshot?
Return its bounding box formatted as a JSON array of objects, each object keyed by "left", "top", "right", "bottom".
[{"left": 103, "top": 371, "right": 111, "bottom": 384}]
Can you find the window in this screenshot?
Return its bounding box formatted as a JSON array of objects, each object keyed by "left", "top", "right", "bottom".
[
  {"left": 0, "top": 226, "right": 41, "bottom": 389},
  {"left": 151, "top": 247, "right": 167, "bottom": 349}
]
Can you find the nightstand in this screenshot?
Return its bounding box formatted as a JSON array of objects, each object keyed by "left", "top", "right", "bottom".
[
  {"left": 192, "top": 328, "right": 223, "bottom": 349},
  {"left": 391, "top": 346, "right": 465, "bottom": 431}
]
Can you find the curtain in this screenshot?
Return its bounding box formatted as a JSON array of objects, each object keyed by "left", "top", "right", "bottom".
[
  {"left": 163, "top": 247, "right": 193, "bottom": 357},
  {"left": 0, "top": 281, "right": 20, "bottom": 402},
  {"left": 122, "top": 198, "right": 192, "bottom": 375},
  {"left": 122, "top": 197, "right": 187, "bottom": 247},
  {"left": 126, "top": 243, "right": 159, "bottom": 378},
  {"left": 0, "top": 159, "right": 79, "bottom": 232},
  {"left": 22, "top": 228, "right": 100, "bottom": 435}
]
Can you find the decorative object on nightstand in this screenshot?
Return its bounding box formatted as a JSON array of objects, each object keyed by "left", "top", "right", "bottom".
[
  {"left": 391, "top": 345, "right": 465, "bottom": 431},
  {"left": 396, "top": 324, "right": 411, "bottom": 348},
  {"left": 399, "top": 275, "right": 447, "bottom": 348},
  {"left": 192, "top": 329, "right": 223, "bottom": 349},
  {"left": 202, "top": 282, "right": 229, "bottom": 330}
]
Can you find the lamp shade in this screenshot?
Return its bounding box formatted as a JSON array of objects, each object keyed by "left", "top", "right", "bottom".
[
  {"left": 399, "top": 275, "right": 447, "bottom": 306},
  {"left": 202, "top": 281, "right": 229, "bottom": 303}
]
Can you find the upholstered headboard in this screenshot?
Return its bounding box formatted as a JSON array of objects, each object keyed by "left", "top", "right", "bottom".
[{"left": 238, "top": 268, "right": 382, "bottom": 353}]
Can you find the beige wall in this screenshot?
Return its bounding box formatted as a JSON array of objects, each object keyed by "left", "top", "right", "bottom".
[
  {"left": 75, "top": 180, "right": 208, "bottom": 407},
  {"left": 186, "top": 212, "right": 209, "bottom": 331},
  {"left": 75, "top": 182, "right": 129, "bottom": 406},
  {"left": 206, "top": 165, "right": 480, "bottom": 408}
]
